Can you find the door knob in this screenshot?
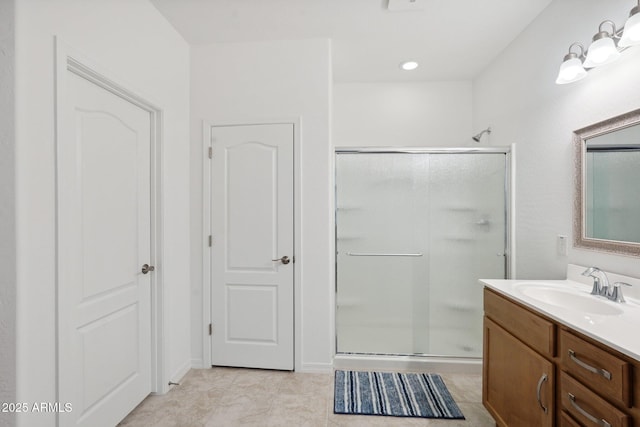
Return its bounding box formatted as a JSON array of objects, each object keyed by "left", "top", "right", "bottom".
[
  {"left": 141, "top": 264, "right": 155, "bottom": 274},
  {"left": 271, "top": 256, "right": 290, "bottom": 265}
]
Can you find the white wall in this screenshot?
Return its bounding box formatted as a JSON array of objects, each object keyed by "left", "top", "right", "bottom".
[
  {"left": 14, "top": 1, "right": 190, "bottom": 425},
  {"left": 0, "top": 1, "right": 16, "bottom": 426},
  {"left": 190, "top": 39, "right": 333, "bottom": 371},
  {"left": 333, "top": 82, "right": 473, "bottom": 147},
  {"left": 474, "top": 0, "right": 640, "bottom": 280}
]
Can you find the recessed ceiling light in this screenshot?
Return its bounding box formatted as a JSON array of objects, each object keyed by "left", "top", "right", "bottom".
[{"left": 400, "top": 61, "right": 419, "bottom": 71}]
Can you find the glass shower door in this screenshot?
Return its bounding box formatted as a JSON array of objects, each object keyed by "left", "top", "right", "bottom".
[
  {"left": 425, "top": 153, "right": 506, "bottom": 357},
  {"left": 335, "top": 151, "right": 507, "bottom": 357},
  {"left": 335, "top": 153, "right": 430, "bottom": 355}
]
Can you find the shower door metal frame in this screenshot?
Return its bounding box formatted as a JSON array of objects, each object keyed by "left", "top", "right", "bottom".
[{"left": 333, "top": 146, "right": 513, "bottom": 357}]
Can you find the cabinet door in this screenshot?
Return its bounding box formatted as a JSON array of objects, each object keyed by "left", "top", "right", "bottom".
[{"left": 483, "top": 317, "right": 555, "bottom": 427}]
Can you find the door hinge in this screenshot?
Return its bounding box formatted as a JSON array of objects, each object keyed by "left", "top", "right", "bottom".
[
  {"left": 209, "top": 323, "right": 213, "bottom": 335},
  {"left": 208, "top": 235, "right": 212, "bottom": 247},
  {"left": 208, "top": 146, "right": 213, "bottom": 159}
]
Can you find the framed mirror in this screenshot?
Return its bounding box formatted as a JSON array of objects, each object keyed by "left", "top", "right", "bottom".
[{"left": 574, "top": 108, "right": 640, "bottom": 256}]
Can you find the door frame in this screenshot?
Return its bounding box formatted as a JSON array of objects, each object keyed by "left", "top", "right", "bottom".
[
  {"left": 201, "top": 118, "right": 301, "bottom": 370},
  {"left": 54, "top": 39, "right": 166, "bottom": 398}
]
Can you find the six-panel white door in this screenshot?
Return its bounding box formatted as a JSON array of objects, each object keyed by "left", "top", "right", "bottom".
[
  {"left": 57, "top": 71, "right": 152, "bottom": 426},
  {"left": 210, "top": 124, "right": 294, "bottom": 370}
]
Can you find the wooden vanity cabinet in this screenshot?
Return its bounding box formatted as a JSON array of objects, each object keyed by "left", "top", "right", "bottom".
[
  {"left": 483, "top": 287, "right": 640, "bottom": 426},
  {"left": 483, "top": 289, "right": 556, "bottom": 426},
  {"left": 484, "top": 317, "right": 555, "bottom": 426}
]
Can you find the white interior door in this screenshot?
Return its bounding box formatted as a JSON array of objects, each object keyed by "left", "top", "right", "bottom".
[
  {"left": 210, "top": 123, "right": 294, "bottom": 370},
  {"left": 57, "top": 70, "right": 152, "bottom": 427}
]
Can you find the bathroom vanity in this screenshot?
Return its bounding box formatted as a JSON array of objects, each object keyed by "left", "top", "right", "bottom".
[{"left": 481, "top": 270, "right": 640, "bottom": 426}]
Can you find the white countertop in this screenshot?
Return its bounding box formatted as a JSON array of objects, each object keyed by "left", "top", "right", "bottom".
[{"left": 480, "top": 277, "right": 640, "bottom": 363}]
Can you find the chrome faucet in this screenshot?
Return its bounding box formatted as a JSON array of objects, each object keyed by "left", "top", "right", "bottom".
[
  {"left": 582, "top": 267, "right": 632, "bottom": 303},
  {"left": 581, "top": 267, "right": 610, "bottom": 296}
]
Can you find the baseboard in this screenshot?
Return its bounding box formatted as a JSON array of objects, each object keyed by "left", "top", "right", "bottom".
[
  {"left": 169, "top": 359, "right": 191, "bottom": 386},
  {"left": 190, "top": 358, "right": 205, "bottom": 369},
  {"left": 299, "top": 361, "right": 333, "bottom": 373},
  {"left": 333, "top": 354, "right": 482, "bottom": 375}
]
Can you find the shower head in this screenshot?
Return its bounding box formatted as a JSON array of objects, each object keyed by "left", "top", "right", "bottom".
[{"left": 472, "top": 127, "right": 492, "bottom": 142}]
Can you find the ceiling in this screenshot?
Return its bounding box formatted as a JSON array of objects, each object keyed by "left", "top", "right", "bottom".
[{"left": 150, "top": 0, "right": 552, "bottom": 82}]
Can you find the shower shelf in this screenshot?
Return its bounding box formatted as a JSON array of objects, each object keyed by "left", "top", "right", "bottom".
[
  {"left": 346, "top": 252, "right": 423, "bottom": 257},
  {"left": 336, "top": 299, "right": 361, "bottom": 307},
  {"left": 442, "top": 206, "right": 477, "bottom": 212},
  {"left": 442, "top": 237, "right": 475, "bottom": 241},
  {"left": 445, "top": 302, "right": 477, "bottom": 312},
  {"left": 336, "top": 235, "right": 363, "bottom": 240}
]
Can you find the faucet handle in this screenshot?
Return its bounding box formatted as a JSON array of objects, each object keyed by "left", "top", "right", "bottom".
[
  {"left": 610, "top": 282, "right": 632, "bottom": 303},
  {"left": 589, "top": 277, "right": 601, "bottom": 295}
]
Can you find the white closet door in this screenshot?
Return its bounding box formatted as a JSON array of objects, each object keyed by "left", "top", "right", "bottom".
[
  {"left": 57, "top": 71, "right": 152, "bottom": 427},
  {"left": 210, "top": 123, "right": 294, "bottom": 370}
]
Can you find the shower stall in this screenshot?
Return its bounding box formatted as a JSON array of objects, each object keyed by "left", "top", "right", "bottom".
[{"left": 334, "top": 148, "right": 510, "bottom": 369}]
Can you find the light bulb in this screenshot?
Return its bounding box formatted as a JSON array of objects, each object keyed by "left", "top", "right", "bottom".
[
  {"left": 556, "top": 56, "right": 587, "bottom": 84},
  {"left": 584, "top": 36, "right": 620, "bottom": 67},
  {"left": 620, "top": 8, "right": 640, "bottom": 47}
]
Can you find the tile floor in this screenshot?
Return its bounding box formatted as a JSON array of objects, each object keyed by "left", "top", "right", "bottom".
[{"left": 119, "top": 367, "right": 496, "bottom": 427}]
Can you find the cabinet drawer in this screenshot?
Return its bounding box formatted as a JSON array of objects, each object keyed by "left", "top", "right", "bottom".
[
  {"left": 484, "top": 288, "right": 555, "bottom": 357},
  {"left": 560, "top": 330, "right": 631, "bottom": 408},
  {"left": 560, "top": 411, "right": 582, "bottom": 427},
  {"left": 561, "top": 373, "right": 630, "bottom": 427}
]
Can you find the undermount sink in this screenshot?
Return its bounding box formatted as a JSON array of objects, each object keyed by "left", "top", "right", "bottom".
[{"left": 514, "top": 282, "right": 624, "bottom": 316}]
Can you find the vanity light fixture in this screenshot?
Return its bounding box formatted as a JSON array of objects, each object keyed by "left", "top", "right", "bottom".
[
  {"left": 583, "top": 21, "right": 621, "bottom": 68},
  {"left": 620, "top": 4, "right": 640, "bottom": 47},
  {"left": 556, "top": 43, "right": 588, "bottom": 84},
  {"left": 400, "top": 61, "right": 419, "bottom": 71},
  {"left": 556, "top": 1, "right": 640, "bottom": 84}
]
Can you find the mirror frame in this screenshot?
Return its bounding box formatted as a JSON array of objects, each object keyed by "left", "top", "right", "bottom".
[{"left": 574, "top": 107, "right": 640, "bottom": 257}]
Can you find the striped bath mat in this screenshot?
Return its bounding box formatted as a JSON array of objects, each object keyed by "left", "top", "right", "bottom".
[{"left": 334, "top": 370, "right": 465, "bottom": 419}]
